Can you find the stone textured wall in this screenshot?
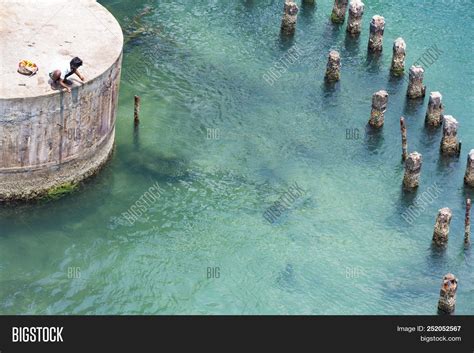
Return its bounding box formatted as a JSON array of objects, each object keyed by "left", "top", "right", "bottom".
[{"left": 0, "top": 54, "right": 122, "bottom": 200}]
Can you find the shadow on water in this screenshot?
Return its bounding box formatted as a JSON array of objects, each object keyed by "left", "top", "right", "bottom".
[
  {"left": 398, "top": 184, "right": 419, "bottom": 207},
  {"left": 365, "top": 50, "right": 383, "bottom": 74},
  {"left": 276, "top": 263, "right": 298, "bottom": 292},
  {"left": 322, "top": 79, "right": 340, "bottom": 93},
  {"left": 278, "top": 31, "right": 296, "bottom": 51},
  {"left": 387, "top": 73, "right": 406, "bottom": 93},
  {"left": 322, "top": 21, "right": 343, "bottom": 45},
  {"left": 462, "top": 185, "right": 474, "bottom": 202},
  {"left": 133, "top": 124, "right": 140, "bottom": 151},
  {"left": 364, "top": 125, "right": 384, "bottom": 154},
  {"left": 300, "top": 2, "right": 316, "bottom": 24},
  {"left": 420, "top": 124, "right": 441, "bottom": 150},
  {"left": 0, "top": 159, "right": 116, "bottom": 235},
  {"left": 120, "top": 144, "right": 189, "bottom": 183},
  {"left": 343, "top": 32, "right": 360, "bottom": 57},
  {"left": 436, "top": 153, "right": 461, "bottom": 174},
  {"left": 403, "top": 96, "right": 426, "bottom": 117},
  {"left": 242, "top": 0, "right": 255, "bottom": 9},
  {"left": 427, "top": 242, "right": 449, "bottom": 270}
]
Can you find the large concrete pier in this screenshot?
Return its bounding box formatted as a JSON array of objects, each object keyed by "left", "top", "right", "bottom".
[{"left": 0, "top": 0, "right": 123, "bottom": 201}]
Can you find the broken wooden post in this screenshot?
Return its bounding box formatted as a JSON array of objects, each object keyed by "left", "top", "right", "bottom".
[
  {"left": 368, "top": 15, "right": 385, "bottom": 52},
  {"left": 325, "top": 50, "right": 341, "bottom": 82},
  {"left": 390, "top": 37, "right": 406, "bottom": 76},
  {"left": 432, "top": 207, "right": 452, "bottom": 247},
  {"left": 465, "top": 198, "right": 471, "bottom": 246},
  {"left": 440, "top": 115, "right": 461, "bottom": 156},
  {"left": 406, "top": 65, "right": 426, "bottom": 99},
  {"left": 425, "top": 92, "right": 443, "bottom": 127},
  {"left": 134, "top": 95, "right": 140, "bottom": 126},
  {"left": 331, "top": 0, "right": 348, "bottom": 24},
  {"left": 281, "top": 2, "right": 299, "bottom": 35},
  {"left": 346, "top": 0, "right": 364, "bottom": 36},
  {"left": 400, "top": 117, "right": 408, "bottom": 161},
  {"left": 368, "top": 90, "right": 388, "bottom": 128},
  {"left": 403, "top": 152, "right": 422, "bottom": 188},
  {"left": 464, "top": 149, "right": 474, "bottom": 187},
  {"left": 437, "top": 273, "right": 457, "bottom": 314}
]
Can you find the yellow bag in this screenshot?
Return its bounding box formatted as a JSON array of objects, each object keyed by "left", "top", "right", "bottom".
[{"left": 18, "top": 60, "right": 38, "bottom": 76}]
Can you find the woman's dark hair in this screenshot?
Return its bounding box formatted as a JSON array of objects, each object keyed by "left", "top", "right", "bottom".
[{"left": 70, "top": 57, "right": 83, "bottom": 70}]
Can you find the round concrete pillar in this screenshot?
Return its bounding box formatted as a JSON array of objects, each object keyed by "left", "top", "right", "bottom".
[{"left": 0, "top": 0, "right": 123, "bottom": 201}]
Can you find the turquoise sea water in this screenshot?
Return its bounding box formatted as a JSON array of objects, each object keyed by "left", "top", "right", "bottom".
[{"left": 1, "top": 0, "right": 473, "bottom": 314}]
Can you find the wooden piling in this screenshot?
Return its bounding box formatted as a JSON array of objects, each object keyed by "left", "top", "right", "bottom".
[
  {"left": 400, "top": 117, "right": 408, "bottom": 161},
  {"left": 465, "top": 198, "right": 471, "bottom": 246},
  {"left": 134, "top": 95, "right": 140, "bottom": 126}
]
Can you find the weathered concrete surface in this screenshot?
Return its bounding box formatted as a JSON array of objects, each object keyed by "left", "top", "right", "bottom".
[
  {"left": 324, "top": 50, "right": 341, "bottom": 82},
  {"left": 281, "top": 2, "right": 299, "bottom": 35},
  {"left": 407, "top": 65, "right": 426, "bottom": 99},
  {"left": 368, "top": 90, "right": 388, "bottom": 128},
  {"left": 368, "top": 15, "right": 385, "bottom": 52},
  {"left": 432, "top": 207, "right": 452, "bottom": 247},
  {"left": 0, "top": 0, "right": 123, "bottom": 201},
  {"left": 438, "top": 273, "right": 457, "bottom": 314},
  {"left": 440, "top": 115, "right": 460, "bottom": 156},
  {"left": 403, "top": 151, "right": 422, "bottom": 189},
  {"left": 331, "top": 0, "right": 349, "bottom": 24},
  {"left": 390, "top": 38, "right": 406, "bottom": 76},
  {"left": 346, "top": 0, "right": 364, "bottom": 35},
  {"left": 465, "top": 149, "right": 474, "bottom": 187},
  {"left": 425, "top": 92, "right": 443, "bottom": 127}
]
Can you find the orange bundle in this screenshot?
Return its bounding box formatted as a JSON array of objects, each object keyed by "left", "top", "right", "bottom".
[{"left": 18, "top": 60, "right": 38, "bottom": 76}]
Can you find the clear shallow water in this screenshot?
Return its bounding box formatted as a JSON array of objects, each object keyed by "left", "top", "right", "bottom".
[{"left": 1, "top": 0, "right": 473, "bottom": 314}]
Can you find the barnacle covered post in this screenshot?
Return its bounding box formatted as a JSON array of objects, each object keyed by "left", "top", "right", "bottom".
[
  {"left": 346, "top": 0, "right": 364, "bottom": 36},
  {"left": 325, "top": 50, "right": 341, "bottom": 82},
  {"left": 440, "top": 115, "right": 461, "bottom": 156},
  {"left": 390, "top": 37, "right": 406, "bottom": 76},
  {"left": 368, "top": 90, "right": 388, "bottom": 128},
  {"left": 425, "top": 92, "right": 444, "bottom": 127},
  {"left": 368, "top": 15, "right": 385, "bottom": 52},
  {"left": 281, "top": 2, "right": 299, "bottom": 35},
  {"left": 403, "top": 152, "right": 422, "bottom": 189},
  {"left": 437, "top": 273, "right": 458, "bottom": 314},
  {"left": 432, "top": 207, "right": 452, "bottom": 247},
  {"left": 464, "top": 149, "right": 474, "bottom": 187},
  {"left": 331, "top": 0, "right": 349, "bottom": 24},
  {"left": 407, "top": 65, "right": 426, "bottom": 99}
]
